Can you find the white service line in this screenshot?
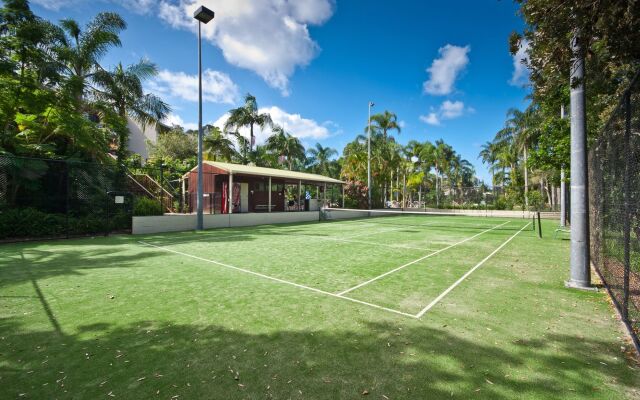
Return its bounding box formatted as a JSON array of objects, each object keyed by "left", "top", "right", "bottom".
[
  {"left": 340, "top": 225, "right": 408, "bottom": 239},
  {"left": 414, "top": 222, "right": 532, "bottom": 318},
  {"left": 147, "top": 230, "right": 435, "bottom": 252},
  {"left": 335, "top": 221, "right": 511, "bottom": 296},
  {"left": 138, "top": 241, "right": 417, "bottom": 319},
  {"left": 315, "top": 235, "right": 437, "bottom": 251}
]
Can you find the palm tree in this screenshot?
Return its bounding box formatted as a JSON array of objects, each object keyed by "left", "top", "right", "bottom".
[
  {"left": 56, "top": 12, "right": 126, "bottom": 104},
  {"left": 223, "top": 93, "right": 272, "bottom": 163},
  {"left": 479, "top": 141, "right": 498, "bottom": 188},
  {"left": 265, "top": 126, "right": 305, "bottom": 171},
  {"left": 306, "top": 143, "right": 337, "bottom": 176},
  {"left": 92, "top": 59, "right": 170, "bottom": 162},
  {"left": 495, "top": 106, "right": 540, "bottom": 207},
  {"left": 369, "top": 110, "right": 401, "bottom": 140},
  {"left": 203, "top": 126, "right": 236, "bottom": 162}
]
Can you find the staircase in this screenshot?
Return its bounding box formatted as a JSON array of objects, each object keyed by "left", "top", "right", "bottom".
[{"left": 127, "top": 172, "right": 175, "bottom": 213}]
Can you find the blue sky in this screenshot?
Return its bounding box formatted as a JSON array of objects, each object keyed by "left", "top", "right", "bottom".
[{"left": 32, "top": 0, "right": 530, "bottom": 182}]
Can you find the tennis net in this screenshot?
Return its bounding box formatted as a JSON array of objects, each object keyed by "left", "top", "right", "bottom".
[{"left": 320, "top": 208, "right": 536, "bottom": 232}]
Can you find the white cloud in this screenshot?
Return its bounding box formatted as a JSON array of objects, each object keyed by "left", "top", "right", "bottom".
[
  {"left": 163, "top": 113, "right": 198, "bottom": 130},
  {"left": 419, "top": 100, "right": 470, "bottom": 126},
  {"left": 155, "top": 0, "right": 335, "bottom": 96},
  {"left": 509, "top": 39, "right": 530, "bottom": 87},
  {"left": 31, "top": 0, "right": 80, "bottom": 10},
  {"left": 213, "top": 106, "right": 333, "bottom": 146},
  {"left": 423, "top": 44, "right": 470, "bottom": 95},
  {"left": 419, "top": 113, "right": 440, "bottom": 126},
  {"left": 37, "top": 0, "right": 334, "bottom": 95},
  {"left": 439, "top": 100, "right": 465, "bottom": 119},
  {"left": 148, "top": 69, "right": 239, "bottom": 104}
]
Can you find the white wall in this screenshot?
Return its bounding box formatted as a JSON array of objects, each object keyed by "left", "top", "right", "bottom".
[
  {"left": 132, "top": 211, "right": 320, "bottom": 235},
  {"left": 127, "top": 118, "right": 158, "bottom": 162}
]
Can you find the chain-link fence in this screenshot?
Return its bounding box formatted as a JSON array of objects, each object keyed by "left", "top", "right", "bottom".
[
  {"left": 384, "top": 184, "right": 564, "bottom": 212},
  {"left": 589, "top": 71, "right": 640, "bottom": 350},
  {"left": 0, "top": 155, "right": 134, "bottom": 241}
]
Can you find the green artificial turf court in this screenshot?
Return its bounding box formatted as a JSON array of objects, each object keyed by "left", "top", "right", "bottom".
[{"left": 1, "top": 213, "right": 639, "bottom": 399}]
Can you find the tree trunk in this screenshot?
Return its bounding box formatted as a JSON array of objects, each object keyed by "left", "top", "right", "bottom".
[{"left": 250, "top": 123, "right": 254, "bottom": 153}]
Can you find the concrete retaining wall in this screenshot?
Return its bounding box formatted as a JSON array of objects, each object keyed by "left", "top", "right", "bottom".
[{"left": 132, "top": 211, "right": 320, "bottom": 235}]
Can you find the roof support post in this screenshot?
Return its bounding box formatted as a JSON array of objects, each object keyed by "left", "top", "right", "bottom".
[
  {"left": 298, "top": 180, "right": 302, "bottom": 212},
  {"left": 342, "top": 185, "right": 345, "bottom": 208},
  {"left": 268, "top": 176, "right": 272, "bottom": 213},
  {"left": 228, "top": 173, "right": 233, "bottom": 214},
  {"left": 323, "top": 183, "right": 327, "bottom": 207}
]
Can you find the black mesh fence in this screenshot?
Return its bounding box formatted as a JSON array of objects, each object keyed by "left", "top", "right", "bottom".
[
  {"left": 589, "top": 71, "right": 640, "bottom": 349},
  {"left": 0, "top": 155, "right": 134, "bottom": 241}
]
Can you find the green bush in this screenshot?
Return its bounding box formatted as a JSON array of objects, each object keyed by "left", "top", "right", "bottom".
[
  {"left": 526, "top": 191, "right": 543, "bottom": 211},
  {"left": 0, "top": 207, "right": 135, "bottom": 240},
  {"left": 133, "top": 196, "right": 163, "bottom": 216},
  {"left": 0, "top": 208, "right": 67, "bottom": 239}
]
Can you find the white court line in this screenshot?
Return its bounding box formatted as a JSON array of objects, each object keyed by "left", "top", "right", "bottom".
[
  {"left": 335, "top": 221, "right": 511, "bottom": 296},
  {"left": 415, "top": 222, "right": 532, "bottom": 318},
  {"left": 138, "top": 241, "right": 417, "bottom": 319},
  {"left": 340, "top": 226, "right": 408, "bottom": 239},
  {"left": 148, "top": 229, "right": 436, "bottom": 252},
  {"left": 315, "top": 235, "right": 438, "bottom": 251}
]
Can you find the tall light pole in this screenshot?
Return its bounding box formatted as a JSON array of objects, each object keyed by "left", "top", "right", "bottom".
[
  {"left": 567, "top": 31, "right": 590, "bottom": 289},
  {"left": 367, "top": 101, "right": 374, "bottom": 210},
  {"left": 193, "top": 6, "right": 214, "bottom": 231},
  {"left": 560, "top": 104, "right": 567, "bottom": 227}
]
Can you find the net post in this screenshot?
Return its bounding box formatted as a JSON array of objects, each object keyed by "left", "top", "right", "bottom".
[{"left": 537, "top": 211, "right": 542, "bottom": 238}]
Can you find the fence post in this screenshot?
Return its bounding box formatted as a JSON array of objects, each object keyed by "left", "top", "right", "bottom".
[{"left": 622, "top": 91, "right": 631, "bottom": 321}]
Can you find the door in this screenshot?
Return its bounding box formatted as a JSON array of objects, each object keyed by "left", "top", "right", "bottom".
[{"left": 240, "top": 182, "right": 249, "bottom": 213}]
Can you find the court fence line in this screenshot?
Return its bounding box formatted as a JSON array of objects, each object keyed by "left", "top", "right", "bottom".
[{"left": 589, "top": 69, "right": 640, "bottom": 352}]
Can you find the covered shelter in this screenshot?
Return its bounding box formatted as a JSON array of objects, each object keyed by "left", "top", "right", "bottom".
[{"left": 182, "top": 161, "right": 344, "bottom": 214}]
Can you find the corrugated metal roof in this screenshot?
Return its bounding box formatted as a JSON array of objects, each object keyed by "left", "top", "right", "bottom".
[{"left": 195, "top": 161, "right": 344, "bottom": 184}]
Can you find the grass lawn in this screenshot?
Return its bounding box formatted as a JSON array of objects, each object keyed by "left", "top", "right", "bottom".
[{"left": 1, "top": 215, "right": 639, "bottom": 399}]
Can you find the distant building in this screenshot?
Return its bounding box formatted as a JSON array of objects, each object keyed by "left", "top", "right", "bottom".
[{"left": 126, "top": 117, "right": 169, "bottom": 162}]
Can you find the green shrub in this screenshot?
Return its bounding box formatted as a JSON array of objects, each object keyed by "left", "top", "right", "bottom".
[
  {"left": 526, "top": 191, "right": 543, "bottom": 211},
  {"left": 0, "top": 208, "right": 67, "bottom": 239},
  {"left": 133, "top": 196, "right": 163, "bottom": 216}
]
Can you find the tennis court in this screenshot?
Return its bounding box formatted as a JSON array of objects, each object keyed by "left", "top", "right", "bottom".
[
  {"left": 3, "top": 212, "right": 639, "bottom": 399},
  {"left": 137, "top": 210, "right": 535, "bottom": 319}
]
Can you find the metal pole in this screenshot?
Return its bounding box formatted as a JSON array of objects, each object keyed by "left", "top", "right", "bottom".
[
  {"left": 228, "top": 173, "right": 233, "bottom": 214},
  {"left": 196, "top": 21, "right": 204, "bottom": 230},
  {"left": 560, "top": 104, "right": 567, "bottom": 227},
  {"left": 567, "top": 32, "right": 590, "bottom": 289},
  {"left": 367, "top": 101, "right": 373, "bottom": 210},
  {"left": 268, "top": 176, "right": 272, "bottom": 213},
  {"left": 560, "top": 167, "right": 566, "bottom": 227}
]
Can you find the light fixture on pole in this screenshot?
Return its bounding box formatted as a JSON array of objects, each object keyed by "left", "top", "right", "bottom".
[
  {"left": 367, "top": 101, "right": 374, "bottom": 210},
  {"left": 193, "top": 5, "right": 214, "bottom": 231}
]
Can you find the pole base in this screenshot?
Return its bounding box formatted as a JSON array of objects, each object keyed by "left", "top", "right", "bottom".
[{"left": 564, "top": 280, "right": 598, "bottom": 291}]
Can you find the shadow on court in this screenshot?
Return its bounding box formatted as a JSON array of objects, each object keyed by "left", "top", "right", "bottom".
[{"left": 0, "top": 316, "right": 637, "bottom": 399}]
